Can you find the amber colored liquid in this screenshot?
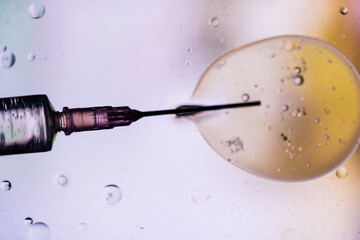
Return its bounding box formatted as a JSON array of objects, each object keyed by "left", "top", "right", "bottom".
[{"left": 190, "top": 36, "right": 360, "bottom": 181}]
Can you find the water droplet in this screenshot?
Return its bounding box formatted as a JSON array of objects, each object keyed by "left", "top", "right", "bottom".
[
  {"left": 281, "top": 105, "right": 289, "bottom": 112},
  {"left": 241, "top": 93, "right": 250, "bottom": 102},
  {"left": 340, "top": 6, "right": 348, "bottom": 15},
  {"left": 277, "top": 168, "right": 281, "bottom": 173},
  {"left": 314, "top": 118, "right": 319, "bottom": 123},
  {"left": 209, "top": 17, "right": 219, "bottom": 28},
  {"left": 185, "top": 60, "right": 190, "bottom": 66},
  {"left": 292, "top": 66, "right": 301, "bottom": 76},
  {"left": 27, "top": 52, "right": 36, "bottom": 62},
  {"left": 1, "top": 180, "right": 11, "bottom": 191},
  {"left": 28, "top": 3, "right": 46, "bottom": 19},
  {"left": 293, "top": 75, "right": 304, "bottom": 86},
  {"left": 57, "top": 175, "right": 68, "bottom": 186},
  {"left": 284, "top": 41, "right": 295, "bottom": 51},
  {"left": 103, "top": 185, "right": 122, "bottom": 205},
  {"left": 76, "top": 223, "right": 87, "bottom": 233},
  {"left": 298, "top": 147, "right": 302, "bottom": 151},
  {"left": 306, "top": 162, "right": 311, "bottom": 168},
  {"left": 28, "top": 222, "right": 50, "bottom": 240},
  {"left": 1, "top": 51, "right": 15, "bottom": 69},
  {"left": 324, "top": 134, "right": 329, "bottom": 140},
  {"left": 24, "top": 217, "right": 33, "bottom": 225},
  {"left": 336, "top": 167, "right": 348, "bottom": 178}
]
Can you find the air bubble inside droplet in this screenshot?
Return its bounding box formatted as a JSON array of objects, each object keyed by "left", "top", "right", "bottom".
[
  {"left": 241, "top": 93, "right": 250, "bottom": 102},
  {"left": 1, "top": 51, "right": 15, "bottom": 69},
  {"left": 292, "top": 66, "right": 301, "bottom": 76},
  {"left": 28, "top": 3, "right": 46, "bottom": 19},
  {"left": 340, "top": 6, "right": 348, "bottom": 15},
  {"left": 336, "top": 167, "right": 348, "bottom": 178},
  {"left": 28, "top": 222, "right": 50, "bottom": 240},
  {"left": 281, "top": 105, "right": 289, "bottom": 112},
  {"left": 293, "top": 76, "right": 304, "bottom": 86},
  {"left": 1, "top": 180, "right": 11, "bottom": 191},
  {"left": 103, "top": 185, "right": 122, "bottom": 205}
]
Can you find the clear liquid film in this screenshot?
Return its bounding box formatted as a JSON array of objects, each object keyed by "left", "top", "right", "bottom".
[{"left": 190, "top": 36, "right": 360, "bottom": 181}]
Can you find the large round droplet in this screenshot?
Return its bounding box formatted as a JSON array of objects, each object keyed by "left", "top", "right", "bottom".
[
  {"left": 1, "top": 180, "right": 11, "bottom": 191},
  {"left": 190, "top": 35, "right": 360, "bottom": 181},
  {"left": 28, "top": 3, "right": 46, "bottom": 19},
  {"left": 28, "top": 222, "right": 50, "bottom": 240},
  {"left": 1, "top": 51, "right": 15, "bottom": 69},
  {"left": 103, "top": 185, "right": 122, "bottom": 205}
]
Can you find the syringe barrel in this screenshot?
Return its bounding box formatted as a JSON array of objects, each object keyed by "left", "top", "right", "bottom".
[{"left": 0, "top": 95, "right": 57, "bottom": 155}]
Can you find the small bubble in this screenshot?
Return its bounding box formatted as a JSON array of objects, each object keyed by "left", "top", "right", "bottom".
[
  {"left": 336, "top": 167, "right": 348, "bottom": 178},
  {"left": 284, "top": 41, "right": 295, "bottom": 51},
  {"left": 292, "top": 66, "right": 301, "bottom": 76},
  {"left": 185, "top": 60, "right": 190, "bottom": 66},
  {"left": 57, "top": 175, "right": 68, "bottom": 186},
  {"left": 76, "top": 223, "right": 87, "bottom": 233},
  {"left": 298, "top": 147, "right": 302, "bottom": 151},
  {"left": 306, "top": 162, "right": 311, "bottom": 168},
  {"left": 281, "top": 105, "right": 289, "bottom": 112},
  {"left": 1, "top": 180, "right": 11, "bottom": 191},
  {"left": 27, "top": 52, "right": 36, "bottom": 62},
  {"left": 277, "top": 168, "right": 281, "bottom": 173},
  {"left": 192, "top": 190, "right": 208, "bottom": 203},
  {"left": 1, "top": 51, "right": 16, "bottom": 69},
  {"left": 324, "top": 134, "right": 329, "bottom": 140},
  {"left": 103, "top": 185, "right": 122, "bottom": 205},
  {"left": 340, "top": 6, "right": 348, "bottom": 15},
  {"left": 209, "top": 17, "right": 219, "bottom": 28},
  {"left": 0, "top": 45, "right": 6, "bottom": 52},
  {"left": 293, "top": 75, "right": 304, "bottom": 86},
  {"left": 24, "top": 217, "right": 33, "bottom": 226},
  {"left": 28, "top": 222, "right": 50, "bottom": 240},
  {"left": 241, "top": 93, "right": 250, "bottom": 102},
  {"left": 28, "top": 3, "right": 46, "bottom": 19},
  {"left": 314, "top": 118, "right": 319, "bottom": 123},
  {"left": 186, "top": 47, "right": 192, "bottom": 53}
]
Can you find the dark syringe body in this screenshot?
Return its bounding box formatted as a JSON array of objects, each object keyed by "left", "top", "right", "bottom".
[{"left": 0, "top": 95, "right": 260, "bottom": 156}]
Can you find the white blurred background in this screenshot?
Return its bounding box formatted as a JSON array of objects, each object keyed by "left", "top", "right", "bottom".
[{"left": 0, "top": 0, "right": 360, "bottom": 239}]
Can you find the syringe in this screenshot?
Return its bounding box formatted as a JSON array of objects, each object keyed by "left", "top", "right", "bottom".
[{"left": 0, "top": 95, "right": 260, "bottom": 156}]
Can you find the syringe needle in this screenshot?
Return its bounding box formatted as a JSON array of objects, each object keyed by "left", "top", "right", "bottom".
[
  {"left": 140, "top": 101, "right": 261, "bottom": 117},
  {"left": 57, "top": 101, "right": 261, "bottom": 135}
]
